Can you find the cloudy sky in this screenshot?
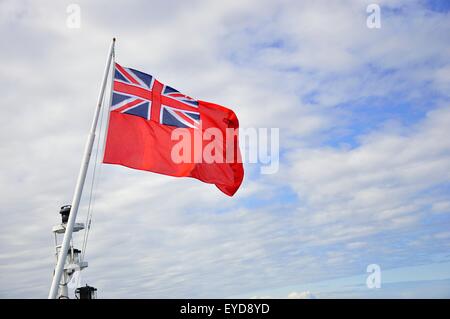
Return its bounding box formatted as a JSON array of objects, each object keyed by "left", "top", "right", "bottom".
[{"left": 1, "top": 0, "right": 450, "bottom": 298}]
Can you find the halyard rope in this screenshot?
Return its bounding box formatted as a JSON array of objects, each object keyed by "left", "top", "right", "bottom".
[{"left": 80, "top": 66, "right": 110, "bottom": 263}]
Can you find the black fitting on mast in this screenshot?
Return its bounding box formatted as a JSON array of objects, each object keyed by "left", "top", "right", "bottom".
[
  {"left": 59, "top": 205, "right": 71, "bottom": 224},
  {"left": 76, "top": 285, "right": 97, "bottom": 299}
]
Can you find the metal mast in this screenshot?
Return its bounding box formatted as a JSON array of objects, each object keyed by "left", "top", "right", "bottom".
[
  {"left": 48, "top": 38, "right": 115, "bottom": 299},
  {"left": 52, "top": 205, "right": 88, "bottom": 298}
]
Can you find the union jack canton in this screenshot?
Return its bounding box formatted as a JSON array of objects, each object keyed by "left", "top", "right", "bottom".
[{"left": 110, "top": 63, "right": 200, "bottom": 129}]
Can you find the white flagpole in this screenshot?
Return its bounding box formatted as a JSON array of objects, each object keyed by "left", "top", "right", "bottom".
[{"left": 48, "top": 38, "right": 115, "bottom": 299}]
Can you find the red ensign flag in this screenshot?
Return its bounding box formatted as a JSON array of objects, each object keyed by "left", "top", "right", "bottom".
[{"left": 103, "top": 63, "right": 244, "bottom": 196}]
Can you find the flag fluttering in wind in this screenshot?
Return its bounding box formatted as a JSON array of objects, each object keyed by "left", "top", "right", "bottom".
[{"left": 103, "top": 63, "right": 244, "bottom": 196}]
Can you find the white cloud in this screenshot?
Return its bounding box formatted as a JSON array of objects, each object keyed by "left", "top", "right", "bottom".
[
  {"left": 287, "top": 291, "right": 316, "bottom": 299},
  {"left": 0, "top": 0, "right": 449, "bottom": 298},
  {"left": 284, "top": 106, "right": 450, "bottom": 228}
]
